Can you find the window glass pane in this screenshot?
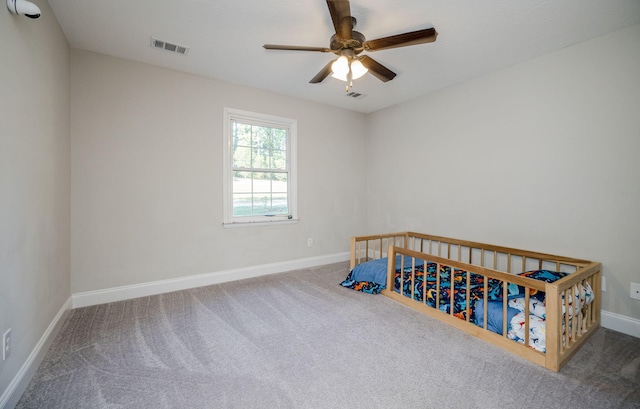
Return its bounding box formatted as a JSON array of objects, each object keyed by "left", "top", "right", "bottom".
[
  {"left": 251, "top": 193, "right": 271, "bottom": 215},
  {"left": 251, "top": 147, "right": 270, "bottom": 169},
  {"left": 232, "top": 146, "right": 252, "bottom": 169},
  {"left": 271, "top": 149, "right": 286, "bottom": 170},
  {"left": 252, "top": 126, "right": 270, "bottom": 148},
  {"left": 252, "top": 172, "right": 271, "bottom": 193},
  {"left": 272, "top": 172, "right": 287, "bottom": 193},
  {"left": 271, "top": 193, "right": 288, "bottom": 214},
  {"left": 232, "top": 194, "right": 253, "bottom": 217},
  {"left": 272, "top": 129, "right": 287, "bottom": 150},
  {"left": 232, "top": 171, "right": 251, "bottom": 193},
  {"left": 233, "top": 123, "right": 252, "bottom": 148}
]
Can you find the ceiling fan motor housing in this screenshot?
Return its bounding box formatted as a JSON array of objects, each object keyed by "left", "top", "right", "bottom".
[{"left": 330, "top": 31, "right": 366, "bottom": 56}]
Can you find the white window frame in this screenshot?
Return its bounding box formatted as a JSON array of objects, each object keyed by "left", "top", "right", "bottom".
[{"left": 222, "top": 107, "right": 298, "bottom": 228}]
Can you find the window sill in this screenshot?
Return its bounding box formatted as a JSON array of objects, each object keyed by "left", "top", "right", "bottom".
[{"left": 222, "top": 219, "right": 299, "bottom": 229}]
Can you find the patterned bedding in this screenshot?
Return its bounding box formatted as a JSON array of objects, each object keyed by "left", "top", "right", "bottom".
[{"left": 341, "top": 260, "right": 594, "bottom": 353}]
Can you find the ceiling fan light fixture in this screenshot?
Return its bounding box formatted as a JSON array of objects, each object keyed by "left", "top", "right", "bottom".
[
  {"left": 350, "top": 59, "right": 368, "bottom": 80},
  {"left": 331, "top": 56, "right": 349, "bottom": 81},
  {"left": 331, "top": 72, "right": 348, "bottom": 81}
]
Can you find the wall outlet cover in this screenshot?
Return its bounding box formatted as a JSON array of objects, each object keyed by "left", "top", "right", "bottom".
[
  {"left": 631, "top": 282, "right": 640, "bottom": 300},
  {"left": 2, "top": 328, "right": 11, "bottom": 361}
]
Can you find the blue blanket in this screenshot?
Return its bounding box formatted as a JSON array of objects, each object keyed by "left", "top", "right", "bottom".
[
  {"left": 350, "top": 256, "right": 424, "bottom": 286},
  {"left": 474, "top": 299, "right": 521, "bottom": 335}
]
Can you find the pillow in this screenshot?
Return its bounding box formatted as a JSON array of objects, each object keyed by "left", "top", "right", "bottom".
[
  {"left": 517, "top": 270, "right": 568, "bottom": 301},
  {"left": 508, "top": 312, "right": 547, "bottom": 352},
  {"left": 509, "top": 297, "right": 548, "bottom": 319},
  {"left": 485, "top": 278, "right": 521, "bottom": 301},
  {"left": 483, "top": 270, "right": 568, "bottom": 302},
  {"left": 518, "top": 269, "right": 568, "bottom": 281},
  {"left": 509, "top": 279, "right": 595, "bottom": 320}
]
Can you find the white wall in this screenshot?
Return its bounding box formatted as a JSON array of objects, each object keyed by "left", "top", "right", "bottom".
[
  {"left": 70, "top": 50, "right": 368, "bottom": 293},
  {"left": 0, "top": 0, "right": 71, "bottom": 405},
  {"left": 366, "top": 24, "right": 640, "bottom": 319}
]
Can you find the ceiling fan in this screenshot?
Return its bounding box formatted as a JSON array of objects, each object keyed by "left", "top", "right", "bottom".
[{"left": 263, "top": 0, "right": 438, "bottom": 90}]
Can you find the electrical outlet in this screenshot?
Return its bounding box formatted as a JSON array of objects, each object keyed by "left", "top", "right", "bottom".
[
  {"left": 2, "top": 329, "right": 11, "bottom": 361},
  {"left": 602, "top": 276, "right": 606, "bottom": 292},
  {"left": 631, "top": 282, "right": 640, "bottom": 301},
  {"left": 307, "top": 238, "right": 313, "bottom": 247}
]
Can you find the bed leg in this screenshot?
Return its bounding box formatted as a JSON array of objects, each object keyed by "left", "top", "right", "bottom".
[
  {"left": 545, "top": 284, "right": 561, "bottom": 372},
  {"left": 387, "top": 245, "right": 396, "bottom": 291}
]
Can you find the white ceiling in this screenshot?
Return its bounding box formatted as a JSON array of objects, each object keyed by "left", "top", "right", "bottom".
[{"left": 48, "top": 0, "right": 640, "bottom": 113}]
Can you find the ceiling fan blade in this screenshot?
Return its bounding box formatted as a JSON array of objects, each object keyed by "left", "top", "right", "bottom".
[
  {"left": 359, "top": 56, "right": 396, "bottom": 82},
  {"left": 309, "top": 60, "right": 336, "bottom": 83},
  {"left": 326, "top": 0, "right": 353, "bottom": 39},
  {"left": 363, "top": 27, "right": 438, "bottom": 51},
  {"left": 263, "top": 44, "right": 332, "bottom": 52}
]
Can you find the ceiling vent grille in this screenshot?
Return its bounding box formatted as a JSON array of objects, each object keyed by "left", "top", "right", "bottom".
[
  {"left": 151, "top": 37, "right": 189, "bottom": 55},
  {"left": 345, "top": 91, "right": 365, "bottom": 99}
]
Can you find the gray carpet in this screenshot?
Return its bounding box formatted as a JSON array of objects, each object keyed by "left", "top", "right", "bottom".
[{"left": 16, "top": 262, "right": 640, "bottom": 409}]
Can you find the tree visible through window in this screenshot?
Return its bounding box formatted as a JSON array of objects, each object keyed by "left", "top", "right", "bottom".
[{"left": 223, "top": 108, "right": 297, "bottom": 225}]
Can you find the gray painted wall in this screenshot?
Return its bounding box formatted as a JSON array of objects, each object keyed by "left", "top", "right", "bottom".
[
  {"left": 366, "top": 24, "right": 640, "bottom": 319},
  {"left": 0, "top": 0, "right": 70, "bottom": 403},
  {"left": 70, "top": 50, "right": 368, "bottom": 293}
]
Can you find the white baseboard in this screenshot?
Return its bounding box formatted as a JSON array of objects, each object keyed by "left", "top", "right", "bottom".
[
  {"left": 72, "top": 252, "right": 350, "bottom": 308},
  {"left": 70, "top": 255, "right": 640, "bottom": 340},
  {"left": 601, "top": 310, "right": 640, "bottom": 338},
  {"left": 0, "top": 297, "right": 72, "bottom": 409}
]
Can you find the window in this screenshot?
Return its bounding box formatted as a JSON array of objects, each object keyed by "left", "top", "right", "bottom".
[{"left": 223, "top": 108, "right": 297, "bottom": 226}]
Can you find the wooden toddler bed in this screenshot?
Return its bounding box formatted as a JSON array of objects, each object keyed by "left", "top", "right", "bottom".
[{"left": 343, "top": 232, "right": 602, "bottom": 372}]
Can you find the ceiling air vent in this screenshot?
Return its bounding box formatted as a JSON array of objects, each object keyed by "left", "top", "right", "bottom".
[
  {"left": 151, "top": 37, "right": 189, "bottom": 55},
  {"left": 345, "top": 91, "right": 365, "bottom": 99}
]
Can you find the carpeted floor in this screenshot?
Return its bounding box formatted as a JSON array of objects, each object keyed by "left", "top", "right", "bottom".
[{"left": 16, "top": 261, "right": 640, "bottom": 408}]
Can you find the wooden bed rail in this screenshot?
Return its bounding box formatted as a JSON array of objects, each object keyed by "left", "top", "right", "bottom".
[
  {"left": 350, "top": 232, "right": 409, "bottom": 270},
  {"left": 380, "top": 243, "right": 601, "bottom": 372},
  {"left": 351, "top": 232, "right": 593, "bottom": 274},
  {"left": 546, "top": 261, "right": 602, "bottom": 371}
]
